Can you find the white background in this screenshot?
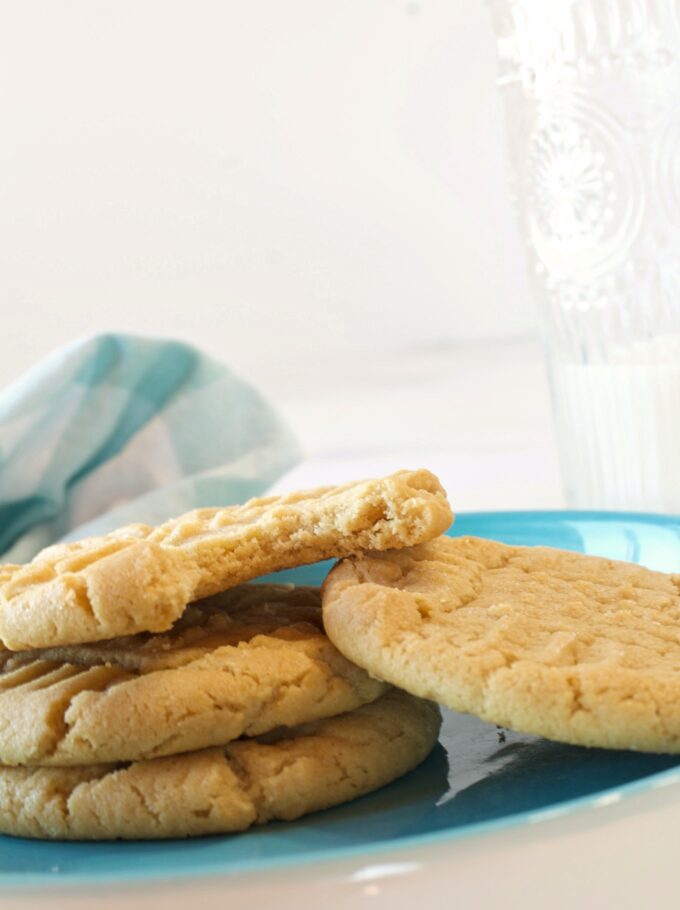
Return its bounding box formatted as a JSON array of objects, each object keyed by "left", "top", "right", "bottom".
[{"left": 0, "top": 3, "right": 535, "bottom": 383}]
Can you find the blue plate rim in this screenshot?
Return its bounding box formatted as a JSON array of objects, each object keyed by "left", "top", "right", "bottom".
[
  {"left": 450, "top": 507, "right": 680, "bottom": 525},
  {"left": 4, "top": 508, "right": 680, "bottom": 889}
]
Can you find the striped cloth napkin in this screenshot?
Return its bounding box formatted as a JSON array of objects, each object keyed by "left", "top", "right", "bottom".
[{"left": 0, "top": 334, "right": 300, "bottom": 563}]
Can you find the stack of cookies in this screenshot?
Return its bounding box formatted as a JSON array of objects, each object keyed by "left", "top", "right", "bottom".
[
  {"left": 0, "top": 470, "right": 450, "bottom": 840},
  {"left": 3, "top": 466, "right": 679, "bottom": 841}
]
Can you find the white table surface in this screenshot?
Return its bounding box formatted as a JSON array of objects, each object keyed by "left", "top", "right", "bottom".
[{"left": 5, "top": 337, "right": 678, "bottom": 909}]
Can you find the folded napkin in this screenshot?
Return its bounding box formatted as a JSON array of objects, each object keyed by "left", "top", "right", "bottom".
[{"left": 0, "top": 334, "right": 300, "bottom": 563}]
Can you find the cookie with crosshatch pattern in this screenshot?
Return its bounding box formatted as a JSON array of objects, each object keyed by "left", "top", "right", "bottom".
[
  {"left": 0, "top": 470, "right": 452, "bottom": 650},
  {"left": 0, "top": 585, "right": 388, "bottom": 765},
  {"left": 322, "top": 534, "right": 680, "bottom": 753}
]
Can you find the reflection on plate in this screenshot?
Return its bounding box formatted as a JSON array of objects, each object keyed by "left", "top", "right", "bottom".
[{"left": 3, "top": 510, "right": 680, "bottom": 887}]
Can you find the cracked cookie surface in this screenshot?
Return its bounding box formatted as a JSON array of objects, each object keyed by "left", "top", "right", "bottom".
[
  {"left": 0, "top": 690, "right": 441, "bottom": 839},
  {"left": 0, "top": 585, "right": 388, "bottom": 765},
  {"left": 0, "top": 469, "right": 452, "bottom": 650},
  {"left": 322, "top": 535, "right": 680, "bottom": 753}
]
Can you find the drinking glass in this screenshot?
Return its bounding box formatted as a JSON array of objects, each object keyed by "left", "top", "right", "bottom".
[{"left": 489, "top": 0, "right": 680, "bottom": 511}]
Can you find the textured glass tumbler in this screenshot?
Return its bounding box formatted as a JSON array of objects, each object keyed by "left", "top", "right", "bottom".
[{"left": 489, "top": 0, "right": 680, "bottom": 511}]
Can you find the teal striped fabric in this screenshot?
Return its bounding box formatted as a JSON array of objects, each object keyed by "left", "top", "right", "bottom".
[{"left": 0, "top": 334, "right": 300, "bottom": 562}]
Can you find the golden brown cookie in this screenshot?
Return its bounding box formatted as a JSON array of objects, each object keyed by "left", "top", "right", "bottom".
[
  {"left": 322, "top": 535, "right": 680, "bottom": 753},
  {"left": 0, "top": 585, "right": 388, "bottom": 766},
  {"left": 0, "top": 690, "right": 441, "bottom": 840},
  {"left": 0, "top": 470, "right": 452, "bottom": 649}
]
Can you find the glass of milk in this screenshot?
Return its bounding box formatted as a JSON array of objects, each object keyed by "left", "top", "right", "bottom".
[{"left": 489, "top": 0, "right": 680, "bottom": 511}]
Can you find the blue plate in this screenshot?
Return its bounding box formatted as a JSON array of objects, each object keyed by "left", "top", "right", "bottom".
[{"left": 4, "top": 510, "right": 680, "bottom": 888}]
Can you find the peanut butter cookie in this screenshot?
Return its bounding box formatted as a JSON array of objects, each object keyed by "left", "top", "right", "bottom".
[
  {"left": 323, "top": 535, "right": 680, "bottom": 753},
  {"left": 0, "top": 470, "right": 452, "bottom": 649},
  {"left": 0, "top": 585, "right": 387, "bottom": 765}
]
